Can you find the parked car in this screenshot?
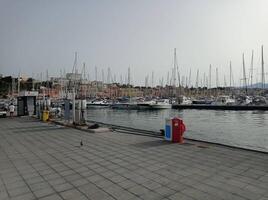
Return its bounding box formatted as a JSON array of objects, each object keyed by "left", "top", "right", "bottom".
[{"left": 0, "top": 103, "right": 7, "bottom": 118}]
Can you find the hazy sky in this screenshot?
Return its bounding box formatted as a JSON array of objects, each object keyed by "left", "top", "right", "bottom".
[{"left": 1, "top": 0, "right": 268, "bottom": 86}]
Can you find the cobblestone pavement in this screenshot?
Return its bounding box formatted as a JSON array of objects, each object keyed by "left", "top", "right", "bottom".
[{"left": 0, "top": 117, "right": 268, "bottom": 200}]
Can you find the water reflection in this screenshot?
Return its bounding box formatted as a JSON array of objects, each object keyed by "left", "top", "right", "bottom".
[{"left": 86, "top": 108, "right": 268, "bottom": 152}]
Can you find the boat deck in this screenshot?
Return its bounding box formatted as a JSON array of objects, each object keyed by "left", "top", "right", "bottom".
[{"left": 0, "top": 117, "right": 268, "bottom": 200}]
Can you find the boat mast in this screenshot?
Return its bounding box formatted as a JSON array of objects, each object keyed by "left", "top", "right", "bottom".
[
  {"left": 242, "top": 53, "right": 247, "bottom": 94},
  {"left": 229, "top": 61, "right": 232, "bottom": 88},
  {"left": 261, "top": 45, "right": 265, "bottom": 90},
  {"left": 195, "top": 69, "right": 199, "bottom": 89},
  {"left": 173, "top": 48, "right": 177, "bottom": 87},
  {"left": 250, "top": 50, "right": 254, "bottom": 89},
  {"left": 209, "top": 64, "right": 211, "bottom": 96}
]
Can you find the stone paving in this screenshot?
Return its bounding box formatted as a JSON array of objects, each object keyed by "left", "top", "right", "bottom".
[{"left": 0, "top": 117, "right": 268, "bottom": 200}]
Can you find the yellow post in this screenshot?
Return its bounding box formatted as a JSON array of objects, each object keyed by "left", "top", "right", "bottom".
[{"left": 42, "top": 110, "right": 49, "bottom": 122}]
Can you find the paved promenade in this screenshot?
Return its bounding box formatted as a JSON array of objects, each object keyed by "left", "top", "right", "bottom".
[{"left": 0, "top": 117, "right": 268, "bottom": 200}]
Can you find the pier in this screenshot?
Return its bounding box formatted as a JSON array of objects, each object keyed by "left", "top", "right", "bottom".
[
  {"left": 172, "top": 104, "right": 268, "bottom": 111},
  {"left": 0, "top": 117, "right": 268, "bottom": 200}
]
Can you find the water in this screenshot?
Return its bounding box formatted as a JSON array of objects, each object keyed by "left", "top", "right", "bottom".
[{"left": 86, "top": 108, "right": 268, "bottom": 152}]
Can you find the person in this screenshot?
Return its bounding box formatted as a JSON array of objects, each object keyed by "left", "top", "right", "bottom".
[{"left": 9, "top": 104, "right": 15, "bottom": 117}]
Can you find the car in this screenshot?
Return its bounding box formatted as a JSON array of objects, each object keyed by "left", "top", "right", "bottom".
[{"left": 0, "top": 103, "right": 7, "bottom": 118}]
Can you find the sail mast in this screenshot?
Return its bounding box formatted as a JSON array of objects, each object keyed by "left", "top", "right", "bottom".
[
  {"left": 250, "top": 50, "right": 254, "bottom": 88},
  {"left": 261, "top": 45, "right": 265, "bottom": 89},
  {"left": 242, "top": 53, "right": 247, "bottom": 94}
]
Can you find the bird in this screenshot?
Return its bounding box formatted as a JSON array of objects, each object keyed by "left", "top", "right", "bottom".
[{"left": 80, "top": 140, "right": 83, "bottom": 147}]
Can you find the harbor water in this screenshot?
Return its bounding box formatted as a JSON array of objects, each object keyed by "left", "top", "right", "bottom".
[{"left": 86, "top": 108, "right": 268, "bottom": 152}]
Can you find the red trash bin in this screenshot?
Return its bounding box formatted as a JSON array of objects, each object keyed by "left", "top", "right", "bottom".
[{"left": 172, "top": 117, "right": 186, "bottom": 143}]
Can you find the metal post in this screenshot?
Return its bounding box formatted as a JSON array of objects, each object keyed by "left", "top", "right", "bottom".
[{"left": 72, "top": 88, "right": 76, "bottom": 124}]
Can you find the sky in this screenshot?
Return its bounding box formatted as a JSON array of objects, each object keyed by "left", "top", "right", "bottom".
[{"left": 1, "top": 0, "right": 268, "bottom": 87}]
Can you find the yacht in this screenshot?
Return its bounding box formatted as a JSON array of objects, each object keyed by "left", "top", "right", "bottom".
[
  {"left": 87, "top": 99, "right": 110, "bottom": 107},
  {"left": 179, "top": 96, "right": 192, "bottom": 105},
  {"left": 151, "top": 99, "right": 172, "bottom": 109},
  {"left": 212, "top": 96, "right": 236, "bottom": 105},
  {"left": 137, "top": 100, "right": 156, "bottom": 109}
]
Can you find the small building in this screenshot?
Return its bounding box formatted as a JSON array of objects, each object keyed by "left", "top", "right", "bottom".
[{"left": 17, "top": 91, "right": 38, "bottom": 116}]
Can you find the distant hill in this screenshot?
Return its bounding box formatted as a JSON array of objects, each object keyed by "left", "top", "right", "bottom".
[{"left": 247, "top": 83, "right": 268, "bottom": 89}]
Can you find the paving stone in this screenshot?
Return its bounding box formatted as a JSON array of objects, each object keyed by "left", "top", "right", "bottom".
[
  {"left": 8, "top": 186, "right": 31, "bottom": 197},
  {"left": 140, "top": 191, "right": 164, "bottom": 200},
  {"left": 1, "top": 117, "right": 268, "bottom": 200},
  {"left": 109, "top": 175, "right": 127, "bottom": 183},
  {"left": 168, "top": 192, "right": 196, "bottom": 200},
  {"left": 94, "top": 179, "right": 115, "bottom": 188},
  {"left": 154, "top": 186, "right": 176, "bottom": 197},
  {"left": 39, "top": 193, "right": 63, "bottom": 200},
  {"left": 128, "top": 185, "right": 151, "bottom": 196},
  {"left": 72, "top": 178, "right": 89, "bottom": 187},
  {"left": 9, "top": 192, "right": 35, "bottom": 200},
  {"left": 60, "top": 188, "right": 87, "bottom": 200},
  {"left": 0, "top": 189, "right": 9, "bottom": 199},
  {"left": 87, "top": 174, "right": 105, "bottom": 183},
  {"left": 47, "top": 178, "right": 66, "bottom": 186},
  {"left": 29, "top": 182, "right": 50, "bottom": 191},
  {"left": 53, "top": 183, "right": 73, "bottom": 192},
  {"left": 33, "top": 187, "right": 55, "bottom": 198},
  {"left": 118, "top": 179, "right": 138, "bottom": 189},
  {"left": 142, "top": 180, "right": 162, "bottom": 190},
  {"left": 5, "top": 180, "right": 27, "bottom": 190}
]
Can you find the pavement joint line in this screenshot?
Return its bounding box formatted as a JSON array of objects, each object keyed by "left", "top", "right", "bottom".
[
  {"left": 30, "top": 122, "right": 172, "bottom": 199},
  {"left": 0, "top": 134, "right": 38, "bottom": 199},
  {"left": 1, "top": 117, "right": 268, "bottom": 200},
  {"left": 9, "top": 127, "right": 87, "bottom": 199},
  {"left": 0, "top": 173, "right": 10, "bottom": 198}
]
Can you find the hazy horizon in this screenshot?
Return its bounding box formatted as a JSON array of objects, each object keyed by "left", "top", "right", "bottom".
[{"left": 1, "top": 0, "right": 268, "bottom": 87}]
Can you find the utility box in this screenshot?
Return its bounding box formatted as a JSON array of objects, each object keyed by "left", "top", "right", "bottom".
[
  {"left": 165, "top": 117, "right": 186, "bottom": 143},
  {"left": 17, "top": 91, "right": 38, "bottom": 116},
  {"left": 165, "top": 119, "right": 172, "bottom": 141}
]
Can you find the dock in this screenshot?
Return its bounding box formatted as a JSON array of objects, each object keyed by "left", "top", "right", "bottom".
[
  {"left": 0, "top": 117, "right": 268, "bottom": 200},
  {"left": 172, "top": 104, "right": 268, "bottom": 111}
]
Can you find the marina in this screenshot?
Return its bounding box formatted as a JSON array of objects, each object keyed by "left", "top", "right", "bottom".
[{"left": 1, "top": 1, "right": 268, "bottom": 199}]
